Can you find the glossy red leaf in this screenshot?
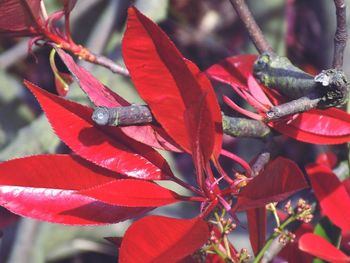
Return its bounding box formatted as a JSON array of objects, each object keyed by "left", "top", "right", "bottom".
[
  {"left": 299, "top": 233, "right": 350, "bottom": 263},
  {"left": 24, "top": 80, "right": 173, "bottom": 180},
  {"left": 0, "top": 0, "right": 42, "bottom": 37},
  {"left": 247, "top": 207, "right": 266, "bottom": 255},
  {"left": 55, "top": 48, "right": 182, "bottom": 152},
  {"left": 0, "top": 155, "right": 152, "bottom": 225},
  {"left": 234, "top": 157, "right": 308, "bottom": 211},
  {"left": 306, "top": 164, "right": 350, "bottom": 233},
  {"left": 81, "top": 179, "right": 182, "bottom": 207},
  {"left": 271, "top": 108, "right": 350, "bottom": 144},
  {"left": 206, "top": 55, "right": 257, "bottom": 88},
  {"left": 119, "top": 216, "right": 209, "bottom": 263},
  {"left": 122, "top": 7, "right": 222, "bottom": 162}
]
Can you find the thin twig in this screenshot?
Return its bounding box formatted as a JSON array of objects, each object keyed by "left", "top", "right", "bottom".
[
  {"left": 92, "top": 106, "right": 271, "bottom": 138},
  {"left": 332, "top": 0, "right": 348, "bottom": 69},
  {"left": 229, "top": 0, "right": 274, "bottom": 54},
  {"left": 93, "top": 55, "right": 130, "bottom": 76}
]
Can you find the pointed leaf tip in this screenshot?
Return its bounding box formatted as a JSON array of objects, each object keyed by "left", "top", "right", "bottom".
[
  {"left": 123, "top": 7, "right": 222, "bottom": 163},
  {"left": 24, "top": 80, "right": 173, "bottom": 180},
  {"left": 0, "top": 154, "right": 152, "bottom": 225}
]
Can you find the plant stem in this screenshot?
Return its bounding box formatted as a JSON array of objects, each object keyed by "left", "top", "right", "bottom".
[
  {"left": 228, "top": 0, "right": 273, "bottom": 54},
  {"left": 93, "top": 55, "right": 130, "bottom": 76},
  {"left": 253, "top": 215, "right": 296, "bottom": 263},
  {"left": 332, "top": 0, "right": 348, "bottom": 69},
  {"left": 92, "top": 106, "right": 271, "bottom": 138}
]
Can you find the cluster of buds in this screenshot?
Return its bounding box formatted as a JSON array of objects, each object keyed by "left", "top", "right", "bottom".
[
  {"left": 220, "top": 217, "right": 237, "bottom": 235},
  {"left": 296, "top": 199, "right": 313, "bottom": 223},
  {"left": 274, "top": 228, "right": 296, "bottom": 246},
  {"left": 235, "top": 248, "right": 251, "bottom": 262},
  {"left": 284, "top": 200, "right": 294, "bottom": 215},
  {"left": 284, "top": 199, "right": 313, "bottom": 223}
]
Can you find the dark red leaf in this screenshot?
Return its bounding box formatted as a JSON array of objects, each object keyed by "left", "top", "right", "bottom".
[
  {"left": 81, "top": 179, "right": 183, "bottom": 207},
  {"left": 24, "top": 80, "right": 173, "bottom": 180},
  {"left": 306, "top": 164, "right": 350, "bottom": 233},
  {"left": 0, "top": 207, "right": 19, "bottom": 228},
  {"left": 122, "top": 7, "right": 222, "bottom": 162},
  {"left": 119, "top": 216, "right": 209, "bottom": 263},
  {"left": 234, "top": 157, "right": 308, "bottom": 211},
  {"left": 299, "top": 233, "right": 350, "bottom": 263},
  {"left": 55, "top": 47, "right": 182, "bottom": 152},
  {"left": 0, "top": 155, "right": 152, "bottom": 225},
  {"left": 246, "top": 207, "right": 266, "bottom": 255},
  {"left": 0, "top": 0, "right": 42, "bottom": 37}
]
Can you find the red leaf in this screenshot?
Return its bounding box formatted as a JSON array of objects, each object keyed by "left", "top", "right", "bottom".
[
  {"left": 81, "top": 179, "right": 182, "bottom": 207},
  {"left": 235, "top": 157, "right": 308, "bottom": 211},
  {"left": 343, "top": 178, "right": 350, "bottom": 196},
  {"left": 306, "top": 164, "right": 350, "bottom": 233},
  {"left": 119, "top": 216, "right": 209, "bottom": 263},
  {"left": 55, "top": 47, "right": 182, "bottom": 152},
  {"left": 122, "top": 7, "right": 222, "bottom": 162},
  {"left": 299, "top": 233, "right": 350, "bottom": 263},
  {"left": 24, "top": 80, "right": 173, "bottom": 180},
  {"left": 0, "top": 0, "right": 42, "bottom": 37},
  {"left": 246, "top": 207, "right": 266, "bottom": 255},
  {"left": 315, "top": 151, "right": 338, "bottom": 168},
  {"left": 206, "top": 55, "right": 257, "bottom": 88},
  {"left": 247, "top": 74, "right": 272, "bottom": 107},
  {"left": 271, "top": 108, "right": 350, "bottom": 144},
  {"left": 0, "top": 155, "right": 152, "bottom": 225}
]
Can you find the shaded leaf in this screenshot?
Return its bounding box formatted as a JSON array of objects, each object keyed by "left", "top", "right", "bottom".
[
  {"left": 246, "top": 207, "right": 266, "bottom": 255},
  {"left": 24, "top": 80, "right": 173, "bottom": 180},
  {"left": 235, "top": 157, "right": 308, "bottom": 211},
  {"left": 0, "top": 0, "right": 42, "bottom": 36},
  {"left": 306, "top": 164, "right": 350, "bottom": 233},
  {"left": 81, "top": 179, "right": 183, "bottom": 207},
  {"left": 299, "top": 233, "right": 350, "bottom": 263},
  {"left": 55, "top": 47, "right": 182, "bottom": 152},
  {"left": 0, "top": 155, "right": 152, "bottom": 225},
  {"left": 122, "top": 7, "right": 222, "bottom": 162},
  {"left": 0, "top": 207, "right": 19, "bottom": 228},
  {"left": 119, "top": 216, "right": 209, "bottom": 263}
]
